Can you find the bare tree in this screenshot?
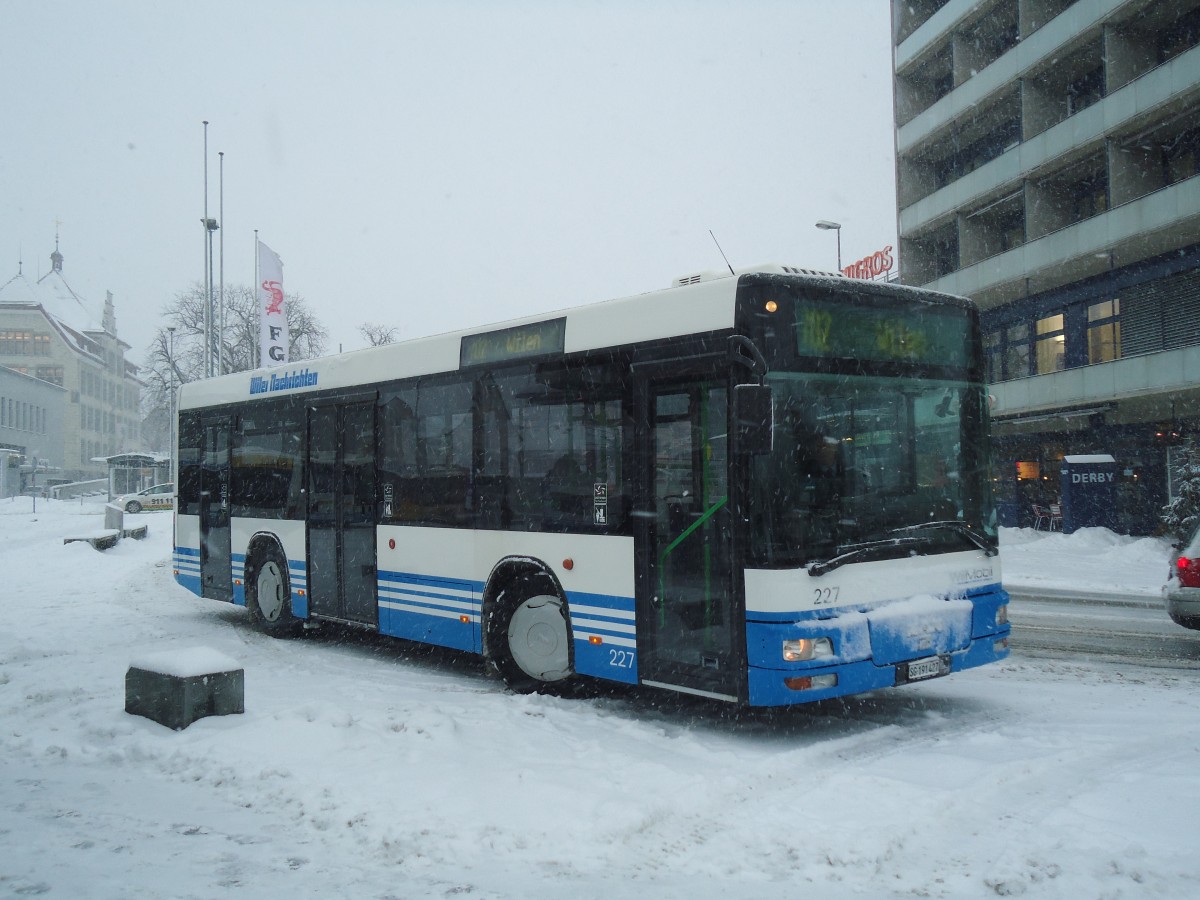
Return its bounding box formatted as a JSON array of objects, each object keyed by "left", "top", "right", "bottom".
[
  {"left": 140, "top": 282, "right": 329, "bottom": 449},
  {"left": 358, "top": 322, "right": 400, "bottom": 346}
]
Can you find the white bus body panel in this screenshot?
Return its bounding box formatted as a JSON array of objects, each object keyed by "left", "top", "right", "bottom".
[
  {"left": 229, "top": 518, "right": 308, "bottom": 611},
  {"left": 744, "top": 549, "right": 1002, "bottom": 617},
  {"left": 377, "top": 525, "right": 638, "bottom": 682}
]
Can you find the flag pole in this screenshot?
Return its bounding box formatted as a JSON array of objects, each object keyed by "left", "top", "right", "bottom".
[
  {"left": 218, "top": 150, "right": 225, "bottom": 376},
  {"left": 254, "top": 229, "right": 260, "bottom": 369},
  {"left": 202, "top": 120, "right": 210, "bottom": 378}
]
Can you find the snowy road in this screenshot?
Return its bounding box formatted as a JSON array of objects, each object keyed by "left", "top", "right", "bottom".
[
  {"left": 1009, "top": 594, "right": 1200, "bottom": 668},
  {"left": 3, "top": 501, "right": 1200, "bottom": 899}
]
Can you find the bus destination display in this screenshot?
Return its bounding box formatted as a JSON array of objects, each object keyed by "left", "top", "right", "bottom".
[
  {"left": 794, "top": 298, "right": 969, "bottom": 368},
  {"left": 460, "top": 318, "right": 566, "bottom": 368}
]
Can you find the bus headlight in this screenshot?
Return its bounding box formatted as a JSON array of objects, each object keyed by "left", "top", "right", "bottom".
[
  {"left": 782, "top": 637, "right": 833, "bottom": 662},
  {"left": 996, "top": 604, "right": 1009, "bottom": 626}
]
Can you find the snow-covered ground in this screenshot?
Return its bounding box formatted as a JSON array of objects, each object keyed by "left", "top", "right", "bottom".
[
  {"left": 999, "top": 525, "right": 1173, "bottom": 600},
  {"left": 2, "top": 498, "right": 1198, "bottom": 899}
]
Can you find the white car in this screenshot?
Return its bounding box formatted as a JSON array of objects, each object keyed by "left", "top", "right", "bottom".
[
  {"left": 115, "top": 482, "right": 175, "bottom": 513},
  {"left": 1165, "top": 520, "right": 1200, "bottom": 630}
]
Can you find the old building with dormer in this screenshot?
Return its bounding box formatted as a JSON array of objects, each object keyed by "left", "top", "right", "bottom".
[{"left": 0, "top": 245, "right": 143, "bottom": 483}]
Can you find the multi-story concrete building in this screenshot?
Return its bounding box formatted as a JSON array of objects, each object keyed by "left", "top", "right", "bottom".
[
  {"left": 892, "top": 0, "right": 1200, "bottom": 533},
  {"left": 0, "top": 246, "right": 143, "bottom": 483}
]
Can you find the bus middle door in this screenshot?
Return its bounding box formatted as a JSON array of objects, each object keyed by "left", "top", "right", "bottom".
[
  {"left": 307, "top": 400, "right": 378, "bottom": 626},
  {"left": 635, "top": 374, "right": 741, "bottom": 703}
]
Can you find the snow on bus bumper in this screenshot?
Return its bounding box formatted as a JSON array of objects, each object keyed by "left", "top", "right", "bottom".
[{"left": 744, "top": 589, "right": 1011, "bottom": 707}]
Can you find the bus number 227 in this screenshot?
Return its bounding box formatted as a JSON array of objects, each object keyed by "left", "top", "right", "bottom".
[{"left": 609, "top": 649, "right": 635, "bottom": 669}]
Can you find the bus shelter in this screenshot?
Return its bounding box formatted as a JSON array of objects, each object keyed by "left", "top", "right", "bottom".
[{"left": 99, "top": 453, "right": 170, "bottom": 500}]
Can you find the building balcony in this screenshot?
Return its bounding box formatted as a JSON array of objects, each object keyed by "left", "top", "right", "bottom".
[
  {"left": 990, "top": 342, "right": 1200, "bottom": 427},
  {"left": 897, "top": 0, "right": 1128, "bottom": 140},
  {"left": 899, "top": 41, "right": 1200, "bottom": 231},
  {"left": 915, "top": 172, "right": 1200, "bottom": 309}
]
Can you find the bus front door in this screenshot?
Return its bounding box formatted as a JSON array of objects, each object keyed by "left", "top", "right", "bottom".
[
  {"left": 637, "top": 379, "right": 740, "bottom": 703},
  {"left": 199, "top": 418, "right": 233, "bottom": 603},
  {"left": 307, "top": 402, "right": 378, "bottom": 626}
]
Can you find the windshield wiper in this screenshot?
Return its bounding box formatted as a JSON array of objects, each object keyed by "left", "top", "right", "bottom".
[
  {"left": 888, "top": 520, "right": 998, "bottom": 556},
  {"left": 807, "top": 521, "right": 997, "bottom": 577},
  {"left": 806, "top": 536, "right": 929, "bottom": 577}
]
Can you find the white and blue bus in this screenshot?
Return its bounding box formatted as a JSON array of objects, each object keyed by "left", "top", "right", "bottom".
[{"left": 174, "top": 265, "right": 1009, "bottom": 707}]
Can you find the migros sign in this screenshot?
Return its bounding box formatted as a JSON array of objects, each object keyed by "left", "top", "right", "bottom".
[{"left": 843, "top": 245, "right": 894, "bottom": 280}]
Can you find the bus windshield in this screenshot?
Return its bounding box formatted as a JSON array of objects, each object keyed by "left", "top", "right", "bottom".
[
  {"left": 748, "top": 371, "right": 995, "bottom": 568},
  {"left": 738, "top": 278, "right": 996, "bottom": 570}
]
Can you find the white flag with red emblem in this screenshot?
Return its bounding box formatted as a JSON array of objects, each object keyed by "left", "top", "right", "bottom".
[{"left": 258, "top": 241, "right": 288, "bottom": 366}]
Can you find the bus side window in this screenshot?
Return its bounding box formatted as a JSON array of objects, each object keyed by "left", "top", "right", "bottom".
[
  {"left": 493, "top": 367, "right": 627, "bottom": 533},
  {"left": 177, "top": 412, "right": 204, "bottom": 516},
  {"left": 380, "top": 389, "right": 418, "bottom": 522},
  {"left": 412, "top": 379, "right": 473, "bottom": 526},
  {"left": 232, "top": 405, "right": 303, "bottom": 520}
]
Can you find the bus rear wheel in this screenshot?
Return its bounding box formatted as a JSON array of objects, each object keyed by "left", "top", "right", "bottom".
[
  {"left": 488, "top": 576, "right": 573, "bottom": 693},
  {"left": 247, "top": 545, "right": 301, "bottom": 637}
]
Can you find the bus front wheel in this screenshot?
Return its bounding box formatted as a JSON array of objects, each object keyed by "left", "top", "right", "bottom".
[
  {"left": 247, "top": 545, "right": 302, "bottom": 637},
  {"left": 488, "top": 576, "right": 573, "bottom": 693}
]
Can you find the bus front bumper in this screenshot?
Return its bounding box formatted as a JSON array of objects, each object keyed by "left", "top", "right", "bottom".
[{"left": 745, "top": 632, "right": 1010, "bottom": 708}]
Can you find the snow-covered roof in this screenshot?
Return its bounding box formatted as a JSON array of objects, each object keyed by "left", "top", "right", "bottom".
[
  {"left": 33, "top": 267, "right": 103, "bottom": 334},
  {"left": 0, "top": 248, "right": 130, "bottom": 354}
]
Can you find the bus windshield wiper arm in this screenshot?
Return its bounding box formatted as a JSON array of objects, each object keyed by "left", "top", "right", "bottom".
[
  {"left": 888, "top": 520, "right": 998, "bottom": 557},
  {"left": 806, "top": 536, "right": 928, "bottom": 577}
]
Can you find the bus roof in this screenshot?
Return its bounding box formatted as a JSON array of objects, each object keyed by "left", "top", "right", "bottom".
[{"left": 177, "top": 265, "right": 969, "bottom": 411}]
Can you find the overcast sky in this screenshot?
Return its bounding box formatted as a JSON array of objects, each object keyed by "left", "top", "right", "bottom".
[{"left": 1, "top": 0, "right": 898, "bottom": 364}]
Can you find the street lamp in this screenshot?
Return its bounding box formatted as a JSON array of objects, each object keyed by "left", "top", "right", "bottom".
[
  {"left": 815, "top": 220, "right": 842, "bottom": 273},
  {"left": 202, "top": 217, "right": 219, "bottom": 378}
]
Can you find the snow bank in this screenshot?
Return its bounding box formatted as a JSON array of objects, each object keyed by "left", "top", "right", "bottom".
[{"left": 1000, "top": 525, "right": 1172, "bottom": 597}]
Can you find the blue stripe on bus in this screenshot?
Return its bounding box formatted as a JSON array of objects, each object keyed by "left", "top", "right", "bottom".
[
  {"left": 173, "top": 546, "right": 202, "bottom": 598},
  {"left": 377, "top": 569, "right": 480, "bottom": 653},
  {"left": 214, "top": 553, "right": 245, "bottom": 608},
  {"left": 287, "top": 559, "right": 308, "bottom": 617},
  {"left": 566, "top": 590, "right": 638, "bottom": 684}
]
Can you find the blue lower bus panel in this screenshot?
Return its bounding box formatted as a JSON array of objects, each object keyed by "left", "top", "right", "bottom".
[
  {"left": 173, "top": 546, "right": 202, "bottom": 596},
  {"left": 567, "top": 590, "right": 639, "bottom": 685},
  {"left": 745, "top": 588, "right": 1011, "bottom": 707}
]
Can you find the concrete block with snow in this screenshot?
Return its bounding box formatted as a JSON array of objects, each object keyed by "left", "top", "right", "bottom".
[{"left": 124, "top": 647, "right": 244, "bottom": 731}]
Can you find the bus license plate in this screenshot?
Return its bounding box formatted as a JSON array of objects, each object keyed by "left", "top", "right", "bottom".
[{"left": 905, "top": 656, "right": 949, "bottom": 682}]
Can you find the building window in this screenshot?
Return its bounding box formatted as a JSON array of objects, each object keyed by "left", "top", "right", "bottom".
[
  {"left": 1087, "top": 299, "right": 1121, "bottom": 364},
  {"left": 1006, "top": 323, "right": 1032, "bottom": 378},
  {"left": 1036, "top": 313, "right": 1067, "bottom": 374},
  {"left": 1070, "top": 170, "right": 1108, "bottom": 221},
  {"left": 0, "top": 331, "right": 30, "bottom": 354},
  {"left": 35, "top": 366, "right": 64, "bottom": 386},
  {"left": 1159, "top": 6, "right": 1200, "bottom": 63},
  {"left": 1065, "top": 64, "right": 1105, "bottom": 116},
  {"left": 1164, "top": 126, "right": 1200, "bottom": 185},
  {"left": 984, "top": 322, "right": 1033, "bottom": 382},
  {"left": 984, "top": 332, "right": 1001, "bottom": 382}
]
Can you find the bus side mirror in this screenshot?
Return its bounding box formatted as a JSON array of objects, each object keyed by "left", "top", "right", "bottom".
[{"left": 735, "top": 384, "right": 774, "bottom": 455}]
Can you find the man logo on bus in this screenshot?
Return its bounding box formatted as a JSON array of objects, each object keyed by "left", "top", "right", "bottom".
[{"left": 263, "top": 280, "right": 284, "bottom": 315}]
